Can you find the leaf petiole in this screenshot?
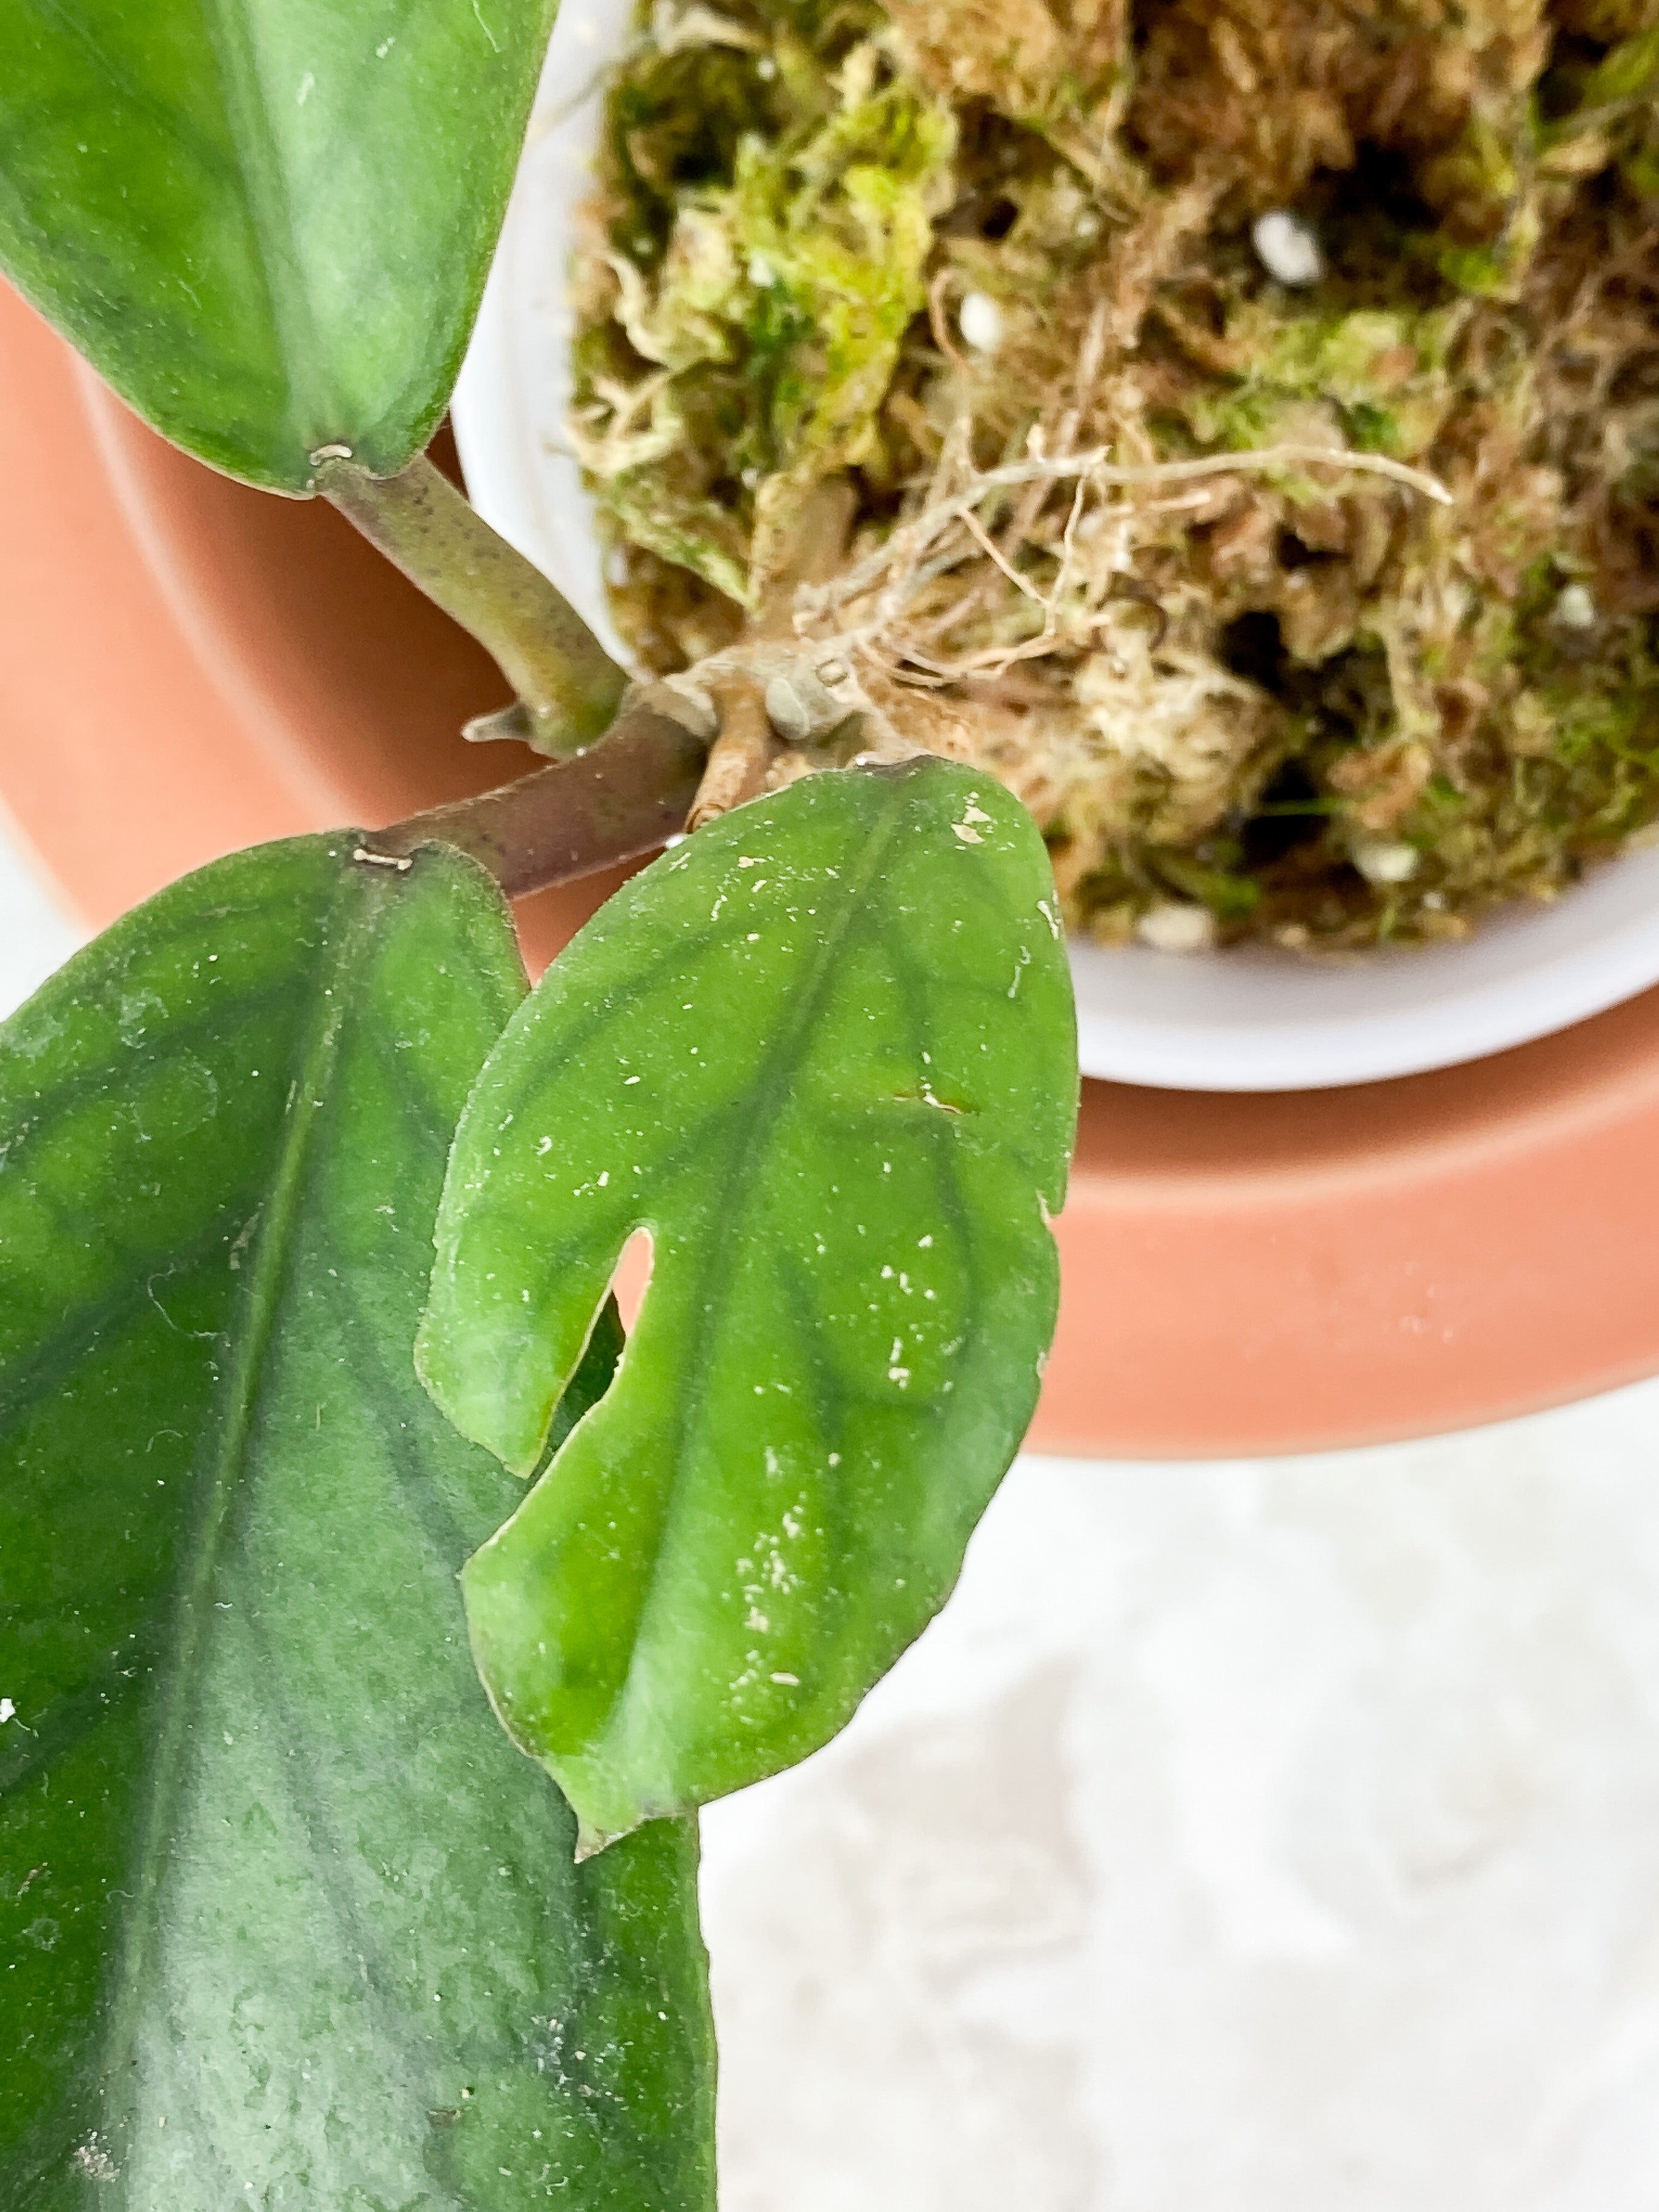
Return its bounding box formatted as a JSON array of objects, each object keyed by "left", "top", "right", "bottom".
[
  {"left": 369, "top": 694, "right": 713, "bottom": 896},
  {"left": 319, "top": 453, "right": 628, "bottom": 757}
]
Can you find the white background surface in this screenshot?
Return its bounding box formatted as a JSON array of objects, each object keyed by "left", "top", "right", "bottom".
[
  {"left": 8, "top": 817, "right": 1659, "bottom": 2202},
  {"left": 0, "top": 809, "right": 79, "bottom": 1021}
]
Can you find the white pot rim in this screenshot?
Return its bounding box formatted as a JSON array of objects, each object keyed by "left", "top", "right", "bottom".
[{"left": 452, "top": 0, "right": 1659, "bottom": 1092}]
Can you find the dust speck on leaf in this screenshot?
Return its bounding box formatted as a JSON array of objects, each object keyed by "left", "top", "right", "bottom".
[{"left": 74, "top": 2138, "right": 118, "bottom": 2182}]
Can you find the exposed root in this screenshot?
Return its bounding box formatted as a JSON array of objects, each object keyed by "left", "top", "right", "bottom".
[
  {"left": 687, "top": 674, "right": 781, "bottom": 827},
  {"left": 569, "top": 0, "right": 1659, "bottom": 948}
]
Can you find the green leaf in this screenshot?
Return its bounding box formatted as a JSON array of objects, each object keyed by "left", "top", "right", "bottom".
[
  {"left": 0, "top": 837, "right": 714, "bottom": 2208},
  {"left": 0, "top": 0, "right": 556, "bottom": 489},
  {"left": 419, "top": 760, "right": 1077, "bottom": 1847}
]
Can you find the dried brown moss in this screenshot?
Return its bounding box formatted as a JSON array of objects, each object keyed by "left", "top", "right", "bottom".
[{"left": 571, "top": 0, "right": 1659, "bottom": 949}]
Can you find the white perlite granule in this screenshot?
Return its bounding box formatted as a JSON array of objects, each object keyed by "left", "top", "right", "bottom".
[
  {"left": 1137, "top": 902, "right": 1218, "bottom": 954},
  {"left": 1252, "top": 208, "right": 1325, "bottom": 287},
  {"left": 958, "top": 291, "right": 1005, "bottom": 353}
]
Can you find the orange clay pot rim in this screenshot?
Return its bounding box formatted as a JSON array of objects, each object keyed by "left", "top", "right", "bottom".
[{"left": 8, "top": 275, "right": 1659, "bottom": 1461}]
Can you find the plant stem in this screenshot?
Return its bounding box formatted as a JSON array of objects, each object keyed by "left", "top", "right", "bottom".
[
  {"left": 688, "top": 675, "right": 777, "bottom": 830},
  {"left": 318, "top": 453, "right": 627, "bottom": 757},
  {"left": 364, "top": 698, "right": 709, "bottom": 898}
]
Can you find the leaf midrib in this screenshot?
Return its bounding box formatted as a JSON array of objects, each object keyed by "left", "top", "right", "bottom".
[
  {"left": 197, "top": 0, "right": 332, "bottom": 463},
  {"left": 96, "top": 865, "right": 377, "bottom": 2170},
  {"left": 579, "top": 774, "right": 914, "bottom": 1779}
]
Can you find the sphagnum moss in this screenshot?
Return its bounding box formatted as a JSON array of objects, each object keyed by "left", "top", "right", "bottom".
[{"left": 570, "top": 0, "right": 1659, "bottom": 951}]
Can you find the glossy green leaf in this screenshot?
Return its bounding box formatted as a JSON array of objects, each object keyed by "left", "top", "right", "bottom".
[
  {"left": 0, "top": 0, "right": 556, "bottom": 489},
  {"left": 419, "top": 759, "right": 1078, "bottom": 1847},
  {"left": 0, "top": 837, "right": 714, "bottom": 2208}
]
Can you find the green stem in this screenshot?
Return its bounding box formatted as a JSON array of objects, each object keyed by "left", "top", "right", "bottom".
[
  {"left": 365, "top": 699, "right": 710, "bottom": 898},
  {"left": 318, "top": 454, "right": 627, "bottom": 757}
]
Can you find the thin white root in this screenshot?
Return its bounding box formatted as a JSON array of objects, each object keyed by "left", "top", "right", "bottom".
[{"left": 797, "top": 440, "right": 1452, "bottom": 622}]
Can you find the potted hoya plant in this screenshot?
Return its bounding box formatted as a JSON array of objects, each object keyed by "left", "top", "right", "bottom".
[
  {"left": 0, "top": 1, "right": 1077, "bottom": 2202},
  {"left": 13, "top": 0, "right": 1659, "bottom": 2196}
]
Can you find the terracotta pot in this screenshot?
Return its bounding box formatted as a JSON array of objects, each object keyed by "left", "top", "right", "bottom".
[{"left": 6, "top": 278, "right": 1659, "bottom": 1459}]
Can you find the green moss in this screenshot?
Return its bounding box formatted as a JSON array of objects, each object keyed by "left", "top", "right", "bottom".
[
  {"left": 1583, "top": 25, "right": 1659, "bottom": 107},
  {"left": 573, "top": 0, "right": 1659, "bottom": 951},
  {"left": 1434, "top": 231, "right": 1529, "bottom": 301},
  {"left": 573, "top": 1, "right": 955, "bottom": 605},
  {"left": 1148, "top": 851, "right": 1262, "bottom": 920}
]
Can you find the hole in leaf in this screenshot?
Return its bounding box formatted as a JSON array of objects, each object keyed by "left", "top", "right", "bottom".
[{"left": 610, "top": 1227, "right": 656, "bottom": 1334}]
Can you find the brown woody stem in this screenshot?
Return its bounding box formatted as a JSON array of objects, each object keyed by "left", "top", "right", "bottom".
[
  {"left": 365, "top": 700, "right": 709, "bottom": 899},
  {"left": 318, "top": 453, "right": 627, "bottom": 757},
  {"left": 688, "top": 676, "right": 778, "bottom": 830}
]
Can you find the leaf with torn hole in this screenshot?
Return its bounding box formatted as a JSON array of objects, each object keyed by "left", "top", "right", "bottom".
[{"left": 419, "top": 759, "right": 1078, "bottom": 1847}]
